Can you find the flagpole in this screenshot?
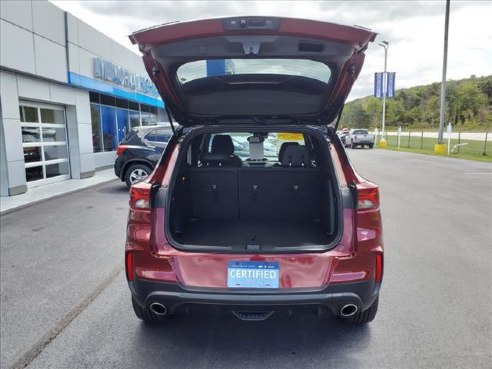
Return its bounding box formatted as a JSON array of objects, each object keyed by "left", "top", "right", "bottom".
[{"left": 378, "top": 41, "right": 389, "bottom": 148}]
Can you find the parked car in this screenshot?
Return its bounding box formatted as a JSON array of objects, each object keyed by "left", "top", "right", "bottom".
[
  {"left": 114, "top": 125, "right": 173, "bottom": 187},
  {"left": 337, "top": 130, "right": 350, "bottom": 146},
  {"left": 125, "top": 16, "right": 383, "bottom": 324},
  {"left": 345, "top": 129, "right": 375, "bottom": 149}
]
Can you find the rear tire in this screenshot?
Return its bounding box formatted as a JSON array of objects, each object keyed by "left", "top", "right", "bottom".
[
  {"left": 132, "top": 297, "right": 167, "bottom": 323},
  {"left": 369, "top": 144, "right": 374, "bottom": 149},
  {"left": 344, "top": 297, "right": 379, "bottom": 324},
  {"left": 125, "top": 163, "right": 152, "bottom": 188}
]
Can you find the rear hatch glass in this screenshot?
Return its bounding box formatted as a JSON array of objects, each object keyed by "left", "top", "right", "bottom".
[{"left": 177, "top": 59, "right": 331, "bottom": 84}]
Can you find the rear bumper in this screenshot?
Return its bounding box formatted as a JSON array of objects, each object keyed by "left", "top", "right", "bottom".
[
  {"left": 114, "top": 158, "right": 123, "bottom": 180},
  {"left": 129, "top": 277, "right": 380, "bottom": 317}
]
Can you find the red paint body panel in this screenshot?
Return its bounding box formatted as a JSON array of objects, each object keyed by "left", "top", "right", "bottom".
[
  {"left": 130, "top": 17, "right": 376, "bottom": 49},
  {"left": 126, "top": 197, "right": 382, "bottom": 289}
]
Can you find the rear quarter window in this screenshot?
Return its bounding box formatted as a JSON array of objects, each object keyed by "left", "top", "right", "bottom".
[
  {"left": 145, "top": 129, "right": 172, "bottom": 143},
  {"left": 144, "top": 129, "right": 157, "bottom": 141},
  {"left": 155, "top": 129, "right": 172, "bottom": 142}
]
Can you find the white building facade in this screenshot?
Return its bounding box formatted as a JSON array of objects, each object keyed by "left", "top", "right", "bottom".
[{"left": 0, "top": 0, "right": 164, "bottom": 196}]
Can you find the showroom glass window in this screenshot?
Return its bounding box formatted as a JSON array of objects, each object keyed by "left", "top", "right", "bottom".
[
  {"left": 89, "top": 92, "right": 161, "bottom": 152},
  {"left": 91, "top": 104, "right": 102, "bottom": 152},
  {"left": 129, "top": 101, "right": 140, "bottom": 128},
  {"left": 115, "top": 102, "right": 129, "bottom": 143},
  {"left": 19, "top": 103, "right": 70, "bottom": 185},
  {"left": 101, "top": 105, "right": 117, "bottom": 151}
]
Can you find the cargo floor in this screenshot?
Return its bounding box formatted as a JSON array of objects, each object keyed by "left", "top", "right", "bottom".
[{"left": 176, "top": 219, "right": 332, "bottom": 248}]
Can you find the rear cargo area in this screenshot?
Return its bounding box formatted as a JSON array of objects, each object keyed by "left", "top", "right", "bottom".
[
  {"left": 169, "top": 165, "right": 337, "bottom": 251},
  {"left": 178, "top": 219, "right": 331, "bottom": 247}
]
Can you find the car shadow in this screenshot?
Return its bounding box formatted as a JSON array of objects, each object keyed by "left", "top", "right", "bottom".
[
  {"left": 95, "top": 184, "right": 129, "bottom": 194},
  {"left": 130, "top": 313, "right": 372, "bottom": 369}
]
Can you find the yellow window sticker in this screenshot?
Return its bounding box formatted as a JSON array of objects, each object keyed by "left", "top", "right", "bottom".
[{"left": 277, "top": 132, "right": 304, "bottom": 141}]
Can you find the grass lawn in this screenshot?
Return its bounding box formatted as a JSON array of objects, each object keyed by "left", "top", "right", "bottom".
[{"left": 379, "top": 134, "right": 492, "bottom": 163}]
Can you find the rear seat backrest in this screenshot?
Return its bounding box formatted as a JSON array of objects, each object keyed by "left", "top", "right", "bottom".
[
  {"left": 190, "top": 164, "right": 321, "bottom": 221},
  {"left": 190, "top": 167, "right": 238, "bottom": 219},
  {"left": 200, "top": 153, "right": 235, "bottom": 167},
  {"left": 280, "top": 145, "right": 312, "bottom": 167},
  {"left": 238, "top": 168, "right": 320, "bottom": 220}
]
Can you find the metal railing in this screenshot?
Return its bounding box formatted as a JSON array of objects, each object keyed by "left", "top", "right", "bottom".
[{"left": 376, "top": 130, "right": 490, "bottom": 157}]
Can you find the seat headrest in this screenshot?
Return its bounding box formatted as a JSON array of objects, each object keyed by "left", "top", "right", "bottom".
[
  {"left": 200, "top": 153, "right": 233, "bottom": 167},
  {"left": 211, "top": 135, "right": 235, "bottom": 155},
  {"left": 278, "top": 142, "right": 299, "bottom": 161},
  {"left": 280, "top": 145, "right": 311, "bottom": 167}
]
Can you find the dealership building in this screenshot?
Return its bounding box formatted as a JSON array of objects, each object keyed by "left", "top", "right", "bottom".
[{"left": 0, "top": 0, "right": 166, "bottom": 197}]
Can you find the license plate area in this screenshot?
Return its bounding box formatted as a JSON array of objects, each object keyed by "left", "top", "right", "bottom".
[{"left": 227, "top": 261, "right": 279, "bottom": 288}]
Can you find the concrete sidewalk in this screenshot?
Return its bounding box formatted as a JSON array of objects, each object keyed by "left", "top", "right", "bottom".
[{"left": 0, "top": 168, "right": 119, "bottom": 214}]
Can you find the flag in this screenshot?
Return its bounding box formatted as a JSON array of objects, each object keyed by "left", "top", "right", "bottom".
[
  {"left": 387, "top": 72, "right": 396, "bottom": 98},
  {"left": 374, "top": 72, "right": 383, "bottom": 98}
]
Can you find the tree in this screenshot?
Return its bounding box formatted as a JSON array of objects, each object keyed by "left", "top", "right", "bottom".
[
  {"left": 478, "top": 76, "right": 492, "bottom": 103},
  {"left": 342, "top": 102, "right": 370, "bottom": 128},
  {"left": 385, "top": 99, "right": 405, "bottom": 127},
  {"left": 425, "top": 95, "right": 440, "bottom": 126},
  {"left": 343, "top": 75, "right": 491, "bottom": 130},
  {"left": 457, "top": 81, "right": 487, "bottom": 124},
  {"left": 362, "top": 97, "right": 381, "bottom": 128}
]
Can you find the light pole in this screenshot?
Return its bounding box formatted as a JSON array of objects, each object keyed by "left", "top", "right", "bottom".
[
  {"left": 379, "top": 40, "right": 389, "bottom": 148},
  {"left": 435, "top": 0, "right": 450, "bottom": 154}
]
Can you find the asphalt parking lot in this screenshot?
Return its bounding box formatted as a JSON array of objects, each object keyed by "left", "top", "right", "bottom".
[{"left": 1, "top": 149, "right": 491, "bottom": 369}]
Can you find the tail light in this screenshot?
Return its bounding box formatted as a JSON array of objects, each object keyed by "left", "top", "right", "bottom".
[
  {"left": 125, "top": 252, "right": 134, "bottom": 281},
  {"left": 129, "top": 181, "right": 152, "bottom": 209},
  {"left": 127, "top": 181, "right": 153, "bottom": 245},
  {"left": 116, "top": 145, "right": 128, "bottom": 157},
  {"left": 356, "top": 181, "right": 379, "bottom": 211}
]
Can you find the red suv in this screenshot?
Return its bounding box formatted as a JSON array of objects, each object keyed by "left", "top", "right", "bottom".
[{"left": 125, "top": 17, "right": 383, "bottom": 324}]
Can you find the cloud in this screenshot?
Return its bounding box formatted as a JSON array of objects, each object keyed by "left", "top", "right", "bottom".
[
  {"left": 80, "top": 1, "right": 256, "bottom": 29},
  {"left": 315, "top": 1, "right": 469, "bottom": 24}
]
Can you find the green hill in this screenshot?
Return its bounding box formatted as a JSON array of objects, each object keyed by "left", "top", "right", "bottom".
[{"left": 340, "top": 75, "right": 492, "bottom": 130}]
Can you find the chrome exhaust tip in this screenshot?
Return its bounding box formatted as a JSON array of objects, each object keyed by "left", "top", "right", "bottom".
[
  {"left": 149, "top": 302, "right": 167, "bottom": 316},
  {"left": 340, "top": 304, "right": 358, "bottom": 317}
]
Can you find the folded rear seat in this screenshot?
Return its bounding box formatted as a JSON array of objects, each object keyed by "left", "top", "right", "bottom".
[
  {"left": 190, "top": 145, "right": 320, "bottom": 221},
  {"left": 239, "top": 145, "right": 320, "bottom": 220},
  {"left": 238, "top": 167, "right": 320, "bottom": 220},
  {"left": 190, "top": 166, "right": 238, "bottom": 219}
]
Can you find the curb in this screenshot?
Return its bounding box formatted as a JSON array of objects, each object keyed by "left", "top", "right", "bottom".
[{"left": 0, "top": 178, "right": 120, "bottom": 216}]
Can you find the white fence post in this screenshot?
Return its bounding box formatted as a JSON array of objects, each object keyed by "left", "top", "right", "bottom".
[{"left": 447, "top": 123, "right": 452, "bottom": 155}]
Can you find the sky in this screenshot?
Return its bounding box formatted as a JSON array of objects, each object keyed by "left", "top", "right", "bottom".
[{"left": 50, "top": 0, "right": 492, "bottom": 101}]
